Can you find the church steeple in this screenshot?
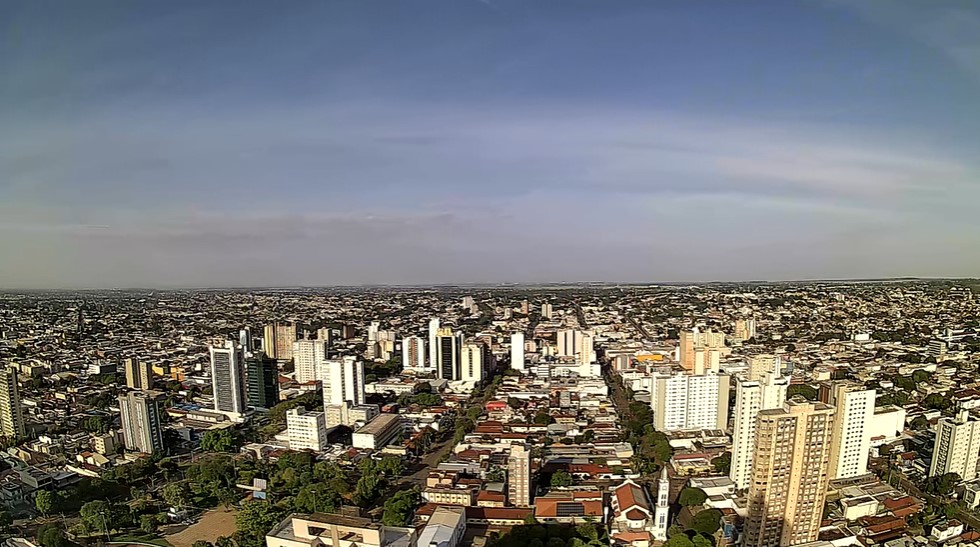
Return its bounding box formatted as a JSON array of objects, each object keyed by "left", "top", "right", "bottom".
[{"left": 653, "top": 467, "right": 670, "bottom": 540}]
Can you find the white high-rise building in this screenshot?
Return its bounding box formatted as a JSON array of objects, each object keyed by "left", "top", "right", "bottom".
[
  {"left": 510, "top": 332, "right": 525, "bottom": 372},
  {"left": 828, "top": 383, "right": 876, "bottom": 479},
  {"left": 428, "top": 318, "right": 441, "bottom": 369},
  {"left": 508, "top": 443, "right": 531, "bottom": 507},
  {"left": 0, "top": 366, "right": 24, "bottom": 439},
  {"left": 730, "top": 373, "right": 789, "bottom": 490},
  {"left": 462, "top": 296, "right": 475, "bottom": 309},
  {"left": 286, "top": 408, "right": 329, "bottom": 451},
  {"left": 402, "top": 335, "right": 427, "bottom": 371},
  {"left": 930, "top": 410, "right": 980, "bottom": 480},
  {"left": 460, "top": 343, "right": 486, "bottom": 384},
  {"left": 367, "top": 321, "right": 380, "bottom": 343},
  {"left": 317, "top": 356, "right": 365, "bottom": 407},
  {"left": 651, "top": 372, "right": 730, "bottom": 431},
  {"left": 210, "top": 341, "right": 246, "bottom": 420},
  {"left": 747, "top": 354, "right": 782, "bottom": 382},
  {"left": 118, "top": 390, "right": 164, "bottom": 454},
  {"left": 653, "top": 468, "right": 670, "bottom": 541},
  {"left": 293, "top": 339, "right": 329, "bottom": 384}
]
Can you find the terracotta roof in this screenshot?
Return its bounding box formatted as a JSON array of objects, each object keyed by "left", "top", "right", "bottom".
[
  {"left": 612, "top": 531, "right": 652, "bottom": 542},
  {"left": 613, "top": 481, "right": 650, "bottom": 514},
  {"left": 476, "top": 491, "right": 506, "bottom": 502},
  {"left": 625, "top": 509, "right": 648, "bottom": 520}
]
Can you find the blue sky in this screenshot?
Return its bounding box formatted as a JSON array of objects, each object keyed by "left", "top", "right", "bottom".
[{"left": 1, "top": 1, "right": 979, "bottom": 287}]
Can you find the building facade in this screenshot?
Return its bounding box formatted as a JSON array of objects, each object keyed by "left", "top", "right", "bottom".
[
  {"left": 827, "top": 383, "right": 876, "bottom": 479},
  {"left": 118, "top": 390, "right": 164, "bottom": 454},
  {"left": 730, "top": 373, "right": 789, "bottom": 491},
  {"left": 293, "top": 339, "right": 328, "bottom": 384},
  {"left": 743, "top": 401, "right": 835, "bottom": 547},
  {"left": 0, "top": 366, "right": 24, "bottom": 439},
  {"left": 286, "top": 408, "right": 329, "bottom": 451},
  {"left": 123, "top": 357, "right": 153, "bottom": 390},
  {"left": 651, "top": 372, "right": 730, "bottom": 431},
  {"left": 508, "top": 443, "right": 531, "bottom": 507},
  {"left": 210, "top": 341, "right": 247, "bottom": 420},
  {"left": 246, "top": 353, "right": 279, "bottom": 409},
  {"left": 930, "top": 410, "right": 980, "bottom": 480}
]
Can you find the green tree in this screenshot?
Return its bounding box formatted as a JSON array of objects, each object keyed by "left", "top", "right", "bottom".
[
  {"left": 215, "top": 537, "right": 235, "bottom": 547},
  {"left": 533, "top": 411, "right": 554, "bottom": 425},
  {"left": 911, "top": 415, "right": 929, "bottom": 430},
  {"left": 912, "top": 370, "right": 930, "bottom": 384},
  {"left": 35, "top": 490, "right": 59, "bottom": 516},
  {"left": 294, "top": 484, "right": 339, "bottom": 514},
  {"left": 575, "top": 523, "right": 599, "bottom": 542},
  {"left": 690, "top": 509, "right": 722, "bottom": 535},
  {"left": 37, "top": 524, "right": 72, "bottom": 547},
  {"left": 692, "top": 534, "right": 713, "bottom": 547},
  {"left": 381, "top": 488, "right": 420, "bottom": 526},
  {"left": 200, "top": 429, "right": 239, "bottom": 452},
  {"left": 547, "top": 538, "right": 566, "bottom": 547},
  {"left": 665, "top": 534, "right": 695, "bottom": 547},
  {"left": 679, "top": 487, "right": 707, "bottom": 507},
  {"left": 235, "top": 501, "right": 288, "bottom": 547},
  {"left": 0, "top": 510, "right": 11, "bottom": 534},
  {"left": 192, "top": 541, "right": 214, "bottom": 547},
  {"left": 923, "top": 393, "right": 952, "bottom": 411},
  {"left": 711, "top": 452, "right": 731, "bottom": 474},
  {"left": 787, "top": 384, "right": 817, "bottom": 401},
  {"left": 140, "top": 513, "right": 158, "bottom": 534},
  {"left": 162, "top": 481, "right": 191, "bottom": 509},
  {"left": 550, "top": 470, "right": 573, "bottom": 488}
]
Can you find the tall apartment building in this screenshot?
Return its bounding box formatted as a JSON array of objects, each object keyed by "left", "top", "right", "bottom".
[
  {"left": 123, "top": 357, "right": 154, "bottom": 390},
  {"left": 511, "top": 332, "right": 525, "bottom": 372},
  {"left": 0, "top": 366, "right": 25, "bottom": 439},
  {"left": 747, "top": 354, "right": 782, "bottom": 382},
  {"left": 827, "top": 383, "right": 876, "bottom": 479},
  {"left": 318, "top": 356, "right": 365, "bottom": 407},
  {"left": 293, "top": 339, "right": 329, "bottom": 384},
  {"left": 118, "top": 390, "right": 164, "bottom": 454},
  {"left": 734, "top": 318, "right": 757, "bottom": 342},
  {"left": 930, "top": 410, "right": 980, "bottom": 480},
  {"left": 246, "top": 353, "right": 279, "bottom": 409},
  {"left": 428, "top": 318, "right": 441, "bottom": 369},
  {"left": 541, "top": 303, "right": 553, "bottom": 319},
  {"left": 730, "top": 373, "right": 789, "bottom": 490},
  {"left": 263, "top": 322, "right": 297, "bottom": 361},
  {"left": 402, "top": 336, "right": 427, "bottom": 371},
  {"left": 210, "top": 341, "right": 246, "bottom": 420},
  {"left": 743, "top": 401, "right": 835, "bottom": 547},
  {"left": 286, "top": 408, "right": 329, "bottom": 452},
  {"left": 460, "top": 342, "right": 487, "bottom": 384},
  {"left": 436, "top": 328, "right": 463, "bottom": 381},
  {"left": 508, "top": 443, "right": 531, "bottom": 507},
  {"left": 651, "top": 372, "right": 730, "bottom": 431},
  {"left": 557, "top": 330, "right": 579, "bottom": 357},
  {"left": 679, "top": 328, "right": 726, "bottom": 373}
]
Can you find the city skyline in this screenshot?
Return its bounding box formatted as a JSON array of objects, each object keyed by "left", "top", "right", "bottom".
[{"left": 2, "top": 1, "right": 980, "bottom": 288}]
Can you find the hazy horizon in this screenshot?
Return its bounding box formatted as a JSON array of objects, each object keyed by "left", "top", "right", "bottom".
[{"left": 2, "top": 1, "right": 980, "bottom": 288}]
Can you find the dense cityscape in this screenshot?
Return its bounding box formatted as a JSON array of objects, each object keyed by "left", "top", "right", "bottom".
[{"left": 0, "top": 282, "right": 977, "bottom": 547}]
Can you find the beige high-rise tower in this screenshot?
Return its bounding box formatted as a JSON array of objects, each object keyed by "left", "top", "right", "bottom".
[
  {"left": 123, "top": 357, "right": 154, "bottom": 390},
  {"left": 263, "top": 323, "right": 297, "bottom": 361},
  {"left": 744, "top": 400, "right": 835, "bottom": 547},
  {"left": 827, "top": 383, "right": 876, "bottom": 479},
  {"left": 0, "top": 366, "right": 25, "bottom": 439},
  {"left": 508, "top": 443, "right": 531, "bottom": 507},
  {"left": 679, "top": 328, "right": 725, "bottom": 372}
]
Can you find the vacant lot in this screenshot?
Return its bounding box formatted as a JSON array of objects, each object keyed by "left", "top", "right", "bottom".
[{"left": 166, "top": 509, "right": 238, "bottom": 547}]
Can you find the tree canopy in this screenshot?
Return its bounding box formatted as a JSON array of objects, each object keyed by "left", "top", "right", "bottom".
[{"left": 678, "top": 487, "right": 707, "bottom": 507}]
